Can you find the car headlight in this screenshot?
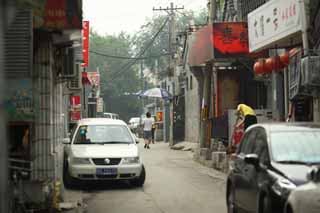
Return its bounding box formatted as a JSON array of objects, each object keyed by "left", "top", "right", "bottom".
[
  {"left": 271, "top": 178, "right": 296, "bottom": 197},
  {"left": 122, "top": 157, "right": 140, "bottom": 164},
  {"left": 71, "top": 158, "right": 91, "bottom": 165}
]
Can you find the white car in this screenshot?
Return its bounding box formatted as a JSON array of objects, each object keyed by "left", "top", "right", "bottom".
[
  {"left": 62, "top": 118, "right": 145, "bottom": 188},
  {"left": 128, "top": 117, "right": 140, "bottom": 133}
]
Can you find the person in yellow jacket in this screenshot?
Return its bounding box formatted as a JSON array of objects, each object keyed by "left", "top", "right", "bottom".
[{"left": 236, "top": 103, "right": 257, "bottom": 130}]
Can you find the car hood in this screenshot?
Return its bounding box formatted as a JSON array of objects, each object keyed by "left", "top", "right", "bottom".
[
  {"left": 272, "top": 163, "right": 311, "bottom": 186},
  {"left": 71, "top": 144, "right": 139, "bottom": 158}
]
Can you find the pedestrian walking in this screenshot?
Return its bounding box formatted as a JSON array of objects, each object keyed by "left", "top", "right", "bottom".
[
  {"left": 235, "top": 103, "right": 257, "bottom": 131},
  {"left": 143, "top": 112, "right": 154, "bottom": 149}
]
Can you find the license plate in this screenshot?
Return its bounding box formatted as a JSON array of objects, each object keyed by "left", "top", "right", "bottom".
[{"left": 96, "top": 168, "right": 117, "bottom": 175}]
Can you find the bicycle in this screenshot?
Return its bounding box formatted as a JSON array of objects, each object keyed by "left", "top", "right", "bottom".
[{"left": 8, "top": 159, "right": 31, "bottom": 213}]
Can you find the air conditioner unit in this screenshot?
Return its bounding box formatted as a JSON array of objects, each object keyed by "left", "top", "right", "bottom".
[
  {"left": 68, "top": 63, "right": 82, "bottom": 90},
  {"left": 61, "top": 47, "right": 76, "bottom": 78},
  {"left": 301, "top": 56, "right": 320, "bottom": 87}
]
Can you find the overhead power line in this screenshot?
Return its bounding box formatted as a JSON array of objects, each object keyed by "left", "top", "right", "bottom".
[
  {"left": 90, "top": 50, "right": 170, "bottom": 60},
  {"left": 109, "top": 17, "right": 170, "bottom": 82}
]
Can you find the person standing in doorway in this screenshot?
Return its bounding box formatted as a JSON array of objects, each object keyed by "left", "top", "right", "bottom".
[
  {"left": 143, "top": 112, "right": 154, "bottom": 149},
  {"left": 236, "top": 103, "right": 257, "bottom": 131}
]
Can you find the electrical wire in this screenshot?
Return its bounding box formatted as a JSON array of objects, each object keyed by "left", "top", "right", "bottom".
[
  {"left": 90, "top": 50, "right": 170, "bottom": 60},
  {"left": 108, "top": 16, "right": 170, "bottom": 82}
]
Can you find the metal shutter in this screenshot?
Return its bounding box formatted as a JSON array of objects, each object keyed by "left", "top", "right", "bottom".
[{"left": 5, "top": 9, "right": 32, "bottom": 78}]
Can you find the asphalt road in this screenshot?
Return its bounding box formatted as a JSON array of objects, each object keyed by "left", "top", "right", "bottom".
[{"left": 68, "top": 142, "right": 227, "bottom": 213}]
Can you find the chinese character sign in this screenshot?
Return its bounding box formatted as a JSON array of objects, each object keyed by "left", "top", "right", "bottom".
[
  {"left": 82, "top": 21, "right": 89, "bottom": 68},
  {"left": 248, "top": 0, "right": 304, "bottom": 52},
  {"left": 212, "top": 22, "right": 249, "bottom": 58},
  {"left": 33, "top": 0, "right": 82, "bottom": 30}
]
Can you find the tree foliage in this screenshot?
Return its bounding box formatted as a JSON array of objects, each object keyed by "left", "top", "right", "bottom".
[
  {"left": 88, "top": 31, "right": 141, "bottom": 122},
  {"left": 132, "top": 9, "right": 208, "bottom": 73}
]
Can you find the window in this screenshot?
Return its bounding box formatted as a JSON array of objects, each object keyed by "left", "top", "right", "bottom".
[
  {"left": 253, "top": 128, "right": 269, "bottom": 165},
  {"left": 74, "top": 125, "right": 134, "bottom": 144},
  {"left": 270, "top": 130, "right": 320, "bottom": 163},
  {"left": 238, "top": 129, "right": 257, "bottom": 155}
]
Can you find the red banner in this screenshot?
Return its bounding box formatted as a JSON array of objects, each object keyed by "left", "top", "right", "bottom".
[
  {"left": 82, "top": 72, "right": 100, "bottom": 86},
  {"left": 70, "top": 95, "right": 81, "bottom": 121},
  {"left": 82, "top": 21, "right": 89, "bottom": 68}
]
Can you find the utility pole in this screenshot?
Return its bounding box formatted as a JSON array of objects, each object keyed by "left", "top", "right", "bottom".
[{"left": 153, "top": 2, "right": 184, "bottom": 144}]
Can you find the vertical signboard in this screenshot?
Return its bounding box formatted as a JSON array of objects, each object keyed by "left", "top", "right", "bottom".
[
  {"left": 96, "top": 98, "right": 104, "bottom": 113},
  {"left": 248, "top": 0, "right": 304, "bottom": 52},
  {"left": 70, "top": 95, "right": 81, "bottom": 121},
  {"left": 82, "top": 21, "right": 89, "bottom": 68}
]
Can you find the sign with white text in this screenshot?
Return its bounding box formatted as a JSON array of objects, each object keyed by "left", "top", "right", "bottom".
[{"left": 248, "top": 0, "right": 305, "bottom": 52}]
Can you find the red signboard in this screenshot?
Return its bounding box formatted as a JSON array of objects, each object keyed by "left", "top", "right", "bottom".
[
  {"left": 82, "top": 72, "right": 100, "bottom": 86},
  {"left": 33, "top": 0, "right": 82, "bottom": 30},
  {"left": 212, "top": 22, "right": 249, "bottom": 58},
  {"left": 70, "top": 95, "right": 81, "bottom": 106},
  {"left": 82, "top": 21, "right": 89, "bottom": 68},
  {"left": 71, "top": 111, "right": 81, "bottom": 121}
]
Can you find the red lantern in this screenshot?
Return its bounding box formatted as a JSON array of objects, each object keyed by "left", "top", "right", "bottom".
[
  {"left": 254, "top": 59, "right": 268, "bottom": 74},
  {"left": 265, "top": 57, "right": 276, "bottom": 73},
  {"left": 279, "top": 52, "right": 289, "bottom": 67}
]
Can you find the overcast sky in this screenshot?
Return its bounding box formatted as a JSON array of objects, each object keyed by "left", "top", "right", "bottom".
[{"left": 83, "top": 0, "right": 208, "bottom": 35}]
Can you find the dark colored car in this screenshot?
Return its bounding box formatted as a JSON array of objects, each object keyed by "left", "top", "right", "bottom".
[{"left": 226, "top": 123, "right": 320, "bottom": 213}]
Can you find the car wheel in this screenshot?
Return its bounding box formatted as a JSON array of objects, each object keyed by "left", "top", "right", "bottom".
[
  {"left": 227, "top": 187, "right": 237, "bottom": 213},
  {"left": 130, "top": 165, "right": 146, "bottom": 187},
  {"left": 63, "top": 159, "right": 76, "bottom": 189},
  {"left": 259, "top": 193, "right": 272, "bottom": 213}
]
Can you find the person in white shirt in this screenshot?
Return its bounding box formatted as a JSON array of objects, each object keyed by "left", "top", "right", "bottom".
[{"left": 143, "top": 112, "right": 154, "bottom": 149}]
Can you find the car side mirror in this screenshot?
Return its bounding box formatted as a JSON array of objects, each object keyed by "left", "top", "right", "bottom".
[
  {"left": 244, "top": 153, "right": 259, "bottom": 166},
  {"left": 62, "top": 138, "right": 71, "bottom": 144}
]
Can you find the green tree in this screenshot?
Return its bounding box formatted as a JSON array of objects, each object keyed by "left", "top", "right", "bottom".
[
  {"left": 88, "top": 31, "right": 141, "bottom": 122},
  {"left": 132, "top": 9, "right": 208, "bottom": 73}
]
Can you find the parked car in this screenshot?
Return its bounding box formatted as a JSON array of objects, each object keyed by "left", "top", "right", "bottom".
[
  {"left": 226, "top": 123, "right": 320, "bottom": 213},
  {"left": 102, "top": 112, "right": 119, "bottom": 119},
  {"left": 62, "top": 118, "right": 145, "bottom": 188},
  {"left": 128, "top": 117, "right": 141, "bottom": 133},
  {"left": 284, "top": 166, "right": 320, "bottom": 213}
]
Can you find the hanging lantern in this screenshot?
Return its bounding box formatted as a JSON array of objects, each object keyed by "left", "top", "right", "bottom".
[
  {"left": 265, "top": 57, "right": 276, "bottom": 73},
  {"left": 254, "top": 59, "right": 266, "bottom": 75},
  {"left": 279, "top": 52, "right": 289, "bottom": 67}
]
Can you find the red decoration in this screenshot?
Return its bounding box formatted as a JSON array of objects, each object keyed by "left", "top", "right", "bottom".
[
  {"left": 82, "top": 21, "right": 89, "bottom": 68},
  {"left": 279, "top": 52, "right": 289, "bottom": 66},
  {"left": 254, "top": 59, "right": 266, "bottom": 74}
]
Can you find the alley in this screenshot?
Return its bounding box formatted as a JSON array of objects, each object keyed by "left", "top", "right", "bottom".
[{"left": 68, "top": 142, "right": 227, "bottom": 213}]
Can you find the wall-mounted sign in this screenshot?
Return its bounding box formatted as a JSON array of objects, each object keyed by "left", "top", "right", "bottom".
[
  {"left": 32, "top": 0, "right": 82, "bottom": 30},
  {"left": 70, "top": 95, "right": 81, "bottom": 121},
  {"left": 96, "top": 98, "right": 104, "bottom": 113},
  {"left": 3, "top": 79, "right": 34, "bottom": 121},
  {"left": 248, "top": 0, "right": 305, "bottom": 52},
  {"left": 82, "top": 21, "right": 89, "bottom": 68},
  {"left": 212, "top": 22, "right": 249, "bottom": 58}
]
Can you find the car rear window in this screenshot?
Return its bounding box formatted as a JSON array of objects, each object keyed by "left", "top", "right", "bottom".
[
  {"left": 270, "top": 131, "right": 320, "bottom": 164},
  {"left": 74, "top": 125, "right": 134, "bottom": 144}
]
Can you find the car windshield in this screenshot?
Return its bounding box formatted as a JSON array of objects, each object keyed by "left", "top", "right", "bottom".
[
  {"left": 103, "top": 113, "right": 112, "bottom": 118},
  {"left": 270, "top": 131, "right": 320, "bottom": 164},
  {"left": 73, "top": 125, "right": 134, "bottom": 144}
]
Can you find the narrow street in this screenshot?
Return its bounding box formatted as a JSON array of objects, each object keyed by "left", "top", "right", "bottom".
[{"left": 66, "top": 142, "right": 227, "bottom": 213}]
